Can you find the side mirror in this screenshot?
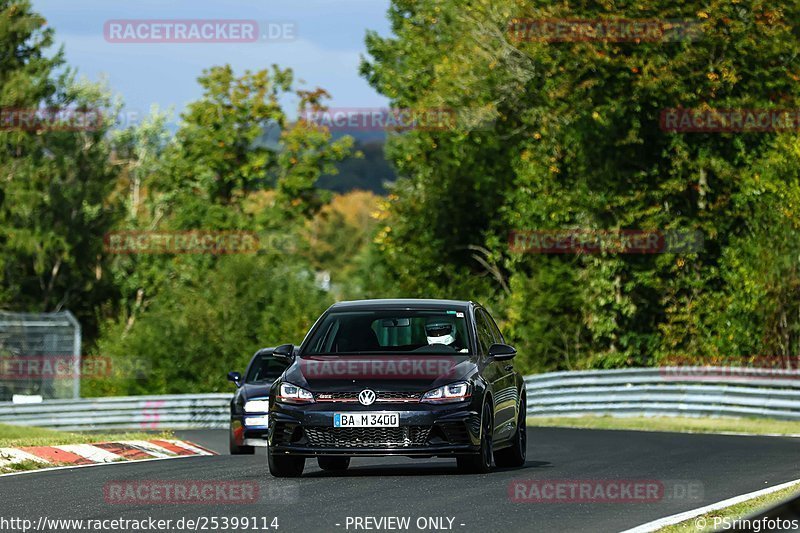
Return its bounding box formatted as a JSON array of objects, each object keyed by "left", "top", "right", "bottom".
[
  {"left": 488, "top": 343, "right": 517, "bottom": 361},
  {"left": 227, "top": 371, "right": 242, "bottom": 387},
  {"left": 273, "top": 343, "right": 295, "bottom": 361}
]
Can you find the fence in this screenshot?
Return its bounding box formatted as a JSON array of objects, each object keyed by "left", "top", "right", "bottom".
[
  {"left": 524, "top": 367, "right": 800, "bottom": 420},
  {"left": 0, "top": 393, "right": 230, "bottom": 431},
  {"left": 2, "top": 367, "right": 800, "bottom": 431},
  {"left": 0, "top": 311, "right": 81, "bottom": 401}
]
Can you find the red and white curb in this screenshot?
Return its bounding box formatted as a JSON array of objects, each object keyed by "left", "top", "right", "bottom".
[{"left": 0, "top": 439, "right": 215, "bottom": 473}]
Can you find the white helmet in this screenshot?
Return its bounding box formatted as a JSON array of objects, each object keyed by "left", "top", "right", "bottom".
[{"left": 425, "top": 318, "right": 456, "bottom": 346}]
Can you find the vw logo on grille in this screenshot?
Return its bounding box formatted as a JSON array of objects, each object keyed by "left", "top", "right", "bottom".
[{"left": 358, "top": 389, "right": 376, "bottom": 406}]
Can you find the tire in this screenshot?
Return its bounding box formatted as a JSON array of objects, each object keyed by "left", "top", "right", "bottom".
[
  {"left": 494, "top": 396, "right": 527, "bottom": 468},
  {"left": 457, "top": 402, "right": 493, "bottom": 474},
  {"left": 268, "top": 451, "right": 305, "bottom": 477},
  {"left": 317, "top": 456, "right": 350, "bottom": 471},
  {"left": 229, "top": 428, "right": 255, "bottom": 455}
]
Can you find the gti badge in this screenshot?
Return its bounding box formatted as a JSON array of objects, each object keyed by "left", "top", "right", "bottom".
[{"left": 358, "top": 389, "right": 376, "bottom": 406}]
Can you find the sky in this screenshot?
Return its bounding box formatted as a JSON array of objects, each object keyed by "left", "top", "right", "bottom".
[{"left": 32, "top": 0, "right": 392, "bottom": 124}]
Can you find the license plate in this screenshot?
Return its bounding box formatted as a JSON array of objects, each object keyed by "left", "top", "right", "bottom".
[{"left": 333, "top": 412, "right": 399, "bottom": 427}]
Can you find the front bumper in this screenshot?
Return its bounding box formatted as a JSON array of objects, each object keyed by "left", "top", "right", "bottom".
[{"left": 267, "top": 401, "right": 481, "bottom": 457}]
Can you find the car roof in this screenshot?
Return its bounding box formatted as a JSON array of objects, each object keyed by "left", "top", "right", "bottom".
[{"left": 328, "top": 298, "right": 475, "bottom": 311}]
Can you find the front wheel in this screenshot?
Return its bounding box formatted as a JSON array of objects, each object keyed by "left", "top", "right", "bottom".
[
  {"left": 268, "top": 451, "right": 305, "bottom": 477},
  {"left": 494, "top": 396, "right": 527, "bottom": 468},
  {"left": 457, "top": 402, "right": 493, "bottom": 474}
]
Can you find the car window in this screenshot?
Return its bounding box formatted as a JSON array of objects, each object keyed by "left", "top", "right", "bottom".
[
  {"left": 304, "top": 310, "right": 471, "bottom": 354},
  {"left": 475, "top": 310, "right": 494, "bottom": 356},
  {"left": 245, "top": 355, "right": 289, "bottom": 384},
  {"left": 484, "top": 310, "right": 505, "bottom": 344},
  {"left": 308, "top": 320, "right": 340, "bottom": 354}
]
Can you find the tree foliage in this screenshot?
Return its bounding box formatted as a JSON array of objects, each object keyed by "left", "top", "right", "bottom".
[
  {"left": 0, "top": 0, "right": 121, "bottom": 339},
  {"left": 361, "top": 0, "right": 800, "bottom": 371},
  {"left": 5, "top": 0, "right": 800, "bottom": 395}
]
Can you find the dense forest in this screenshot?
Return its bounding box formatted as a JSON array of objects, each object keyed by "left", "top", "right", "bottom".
[{"left": 2, "top": 0, "right": 799, "bottom": 395}]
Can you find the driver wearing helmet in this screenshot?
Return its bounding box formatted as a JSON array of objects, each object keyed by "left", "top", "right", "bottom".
[{"left": 425, "top": 317, "right": 468, "bottom": 352}]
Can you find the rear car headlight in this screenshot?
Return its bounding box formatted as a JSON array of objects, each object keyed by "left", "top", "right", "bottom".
[
  {"left": 243, "top": 399, "right": 270, "bottom": 413},
  {"left": 421, "top": 381, "right": 471, "bottom": 403},
  {"left": 276, "top": 382, "right": 315, "bottom": 404}
]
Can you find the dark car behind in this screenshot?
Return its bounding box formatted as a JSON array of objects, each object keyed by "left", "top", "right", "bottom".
[{"left": 228, "top": 348, "right": 289, "bottom": 454}]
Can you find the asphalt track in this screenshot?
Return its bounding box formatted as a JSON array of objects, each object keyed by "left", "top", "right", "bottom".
[{"left": 1, "top": 427, "right": 799, "bottom": 533}]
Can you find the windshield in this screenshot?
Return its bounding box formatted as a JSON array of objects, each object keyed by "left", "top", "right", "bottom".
[{"left": 304, "top": 310, "right": 471, "bottom": 355}]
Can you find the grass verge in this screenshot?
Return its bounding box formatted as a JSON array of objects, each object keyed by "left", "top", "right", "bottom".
[
  {"left": 0, "top": 423, "right": 174, "bottom": 474},
  {"left": 528, "top": 415, "right": 800, "bottom": 436},
  {"left": 656, "top": 483, "right": 800, "bottom": 532},
  {"left": 0, "top": 423, "right": 172, "bottom": 448}
]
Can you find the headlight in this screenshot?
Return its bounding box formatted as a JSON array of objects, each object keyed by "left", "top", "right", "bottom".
[
  {"left": 243, "top": 399, "right": 270, "bottom": 413},
  {"left": 244, "top": 415, "right": 269, "bottom": 426},
  {"left": 421, "top": 381, "right": 471, "bottom": 403},
  {"left": 276, "top": 382, "right": 315, "bottom": 404}
]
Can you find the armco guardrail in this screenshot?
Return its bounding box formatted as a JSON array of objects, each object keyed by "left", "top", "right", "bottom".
[
  {"left": 0, "top": 393, "right": 231, "bottom": 431},
  {"left": 525, "top": 367, "right": 800, "bottom": 420},
  {"left": 1, "top": 367, "right": 799, "bottom": 431}
]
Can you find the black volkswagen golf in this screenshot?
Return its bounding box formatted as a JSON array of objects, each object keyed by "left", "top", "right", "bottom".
[{"left": 264, "top": 299, "right": 527, "bottom": 477}]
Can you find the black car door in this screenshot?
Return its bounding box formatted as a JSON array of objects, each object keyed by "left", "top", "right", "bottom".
[
  {"left": 475, "top": 309, "right": 513, "bottom": 441},
  {"left": 479, "top": 309, "right": 519, "bottom": 439}
]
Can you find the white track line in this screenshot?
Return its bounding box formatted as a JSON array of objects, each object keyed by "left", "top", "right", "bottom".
[
  {"left": 527, "top": 422, "right": 800, "bottom": 439},
  {"left": 621, "top": 478, "right": 800, "bottom": 532}
]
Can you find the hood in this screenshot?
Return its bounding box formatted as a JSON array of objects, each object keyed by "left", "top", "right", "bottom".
[{"left": 283, "top": 354, "right": 477, "bottom": 392}]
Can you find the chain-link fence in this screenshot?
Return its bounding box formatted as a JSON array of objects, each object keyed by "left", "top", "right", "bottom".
[{"left": 0, "top": 311, "right": 81, "bottom": 401}]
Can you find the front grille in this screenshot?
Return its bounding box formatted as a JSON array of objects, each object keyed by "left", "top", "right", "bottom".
[
  {"left": 316, "top": 392, "right": 358, "bottom": 401},
  {"left": 305, "top": 426, "right": 430, "bottom": 448},
  {"left": 379, "top": 392, "right": 421, "bottom": 401},
  {"left": 315, "top": 391, "right": 421, "bottom": 403}
]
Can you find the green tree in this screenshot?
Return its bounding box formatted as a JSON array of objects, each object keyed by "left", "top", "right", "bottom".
[
  {"left": 89, "top": 66, "right": 354, "bottom": 394},
  {"left": 694, "top": 135, "right": 800, "bottom": 367},
  {"left": 84, "top": 256, "right": 332, "bottom": 395},
  {"left": 362, "top": 0, "right": 800, "bottom": 370},
  {"left": 0, "top": 0, "right": 121, "bottom": 339}
]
